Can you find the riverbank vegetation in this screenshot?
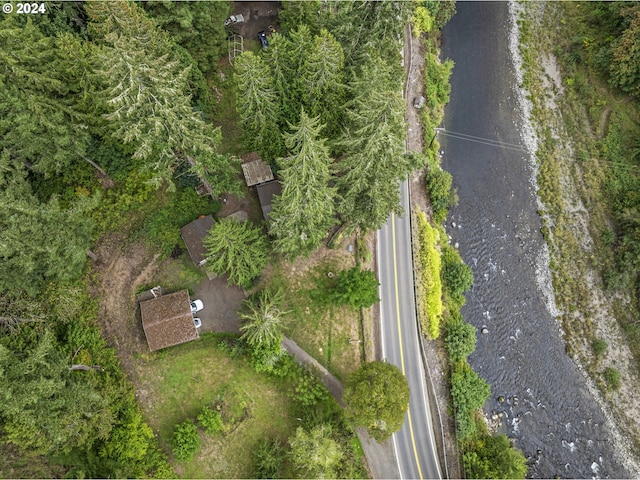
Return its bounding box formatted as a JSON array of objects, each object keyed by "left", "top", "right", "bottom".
[{"left": 516, "top": 1, "right": 640, "bottom": 459}]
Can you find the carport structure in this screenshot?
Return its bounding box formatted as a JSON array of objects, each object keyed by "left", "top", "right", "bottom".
[{"left": 139, "top": 290, "right": 199, "bottom": 352}]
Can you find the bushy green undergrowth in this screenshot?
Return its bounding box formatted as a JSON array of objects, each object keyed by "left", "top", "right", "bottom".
[
  {"left": 171, "top": 420, "right": 200, "bottom": 461},
  {"left": 415, "top": 210, "right": 444, "bottom": 339},
  {"left": 197, "top": 406, "right": 223, "bottom": 436},
  {"left": 0, "top": 283, "right": 173, "bottom": 479},
  {"left": 463, "top": 424, "right": 528, "bottom": 479}
]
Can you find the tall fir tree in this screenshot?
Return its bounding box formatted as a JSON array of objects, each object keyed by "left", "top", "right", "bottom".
[
  {"left": 264, "top": 32, "right": 297, "bottom": 133},
  {"left": 0, "top": 17, "right": 91, "bottom": 175},
  {"left": 234, "top": 50, "right": 284, "bottom": 161},
  {"left": 203, "top": 218, "right": 269, "bottom": 289},
  {"left": 87, "top": 1, "right": 240, "bottom": 194},
  {"left": 269, "top": 111, "right": 337, "bottom": 259},
  {"left": 0, "top": 151, "right": 94, "bottom": 296},
  {"left": 335, "top": 56, "right": 410, "bottom": 231},
  {"left": 141, "top": 1, "right": 231, "bottom": 74},
  {"left": 299, "top": 29, "right": 346, "bottom": 137}
]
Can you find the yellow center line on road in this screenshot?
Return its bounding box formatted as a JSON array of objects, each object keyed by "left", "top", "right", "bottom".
[{"left": 391, "top": 213, "right": 424, "bottom": 480}]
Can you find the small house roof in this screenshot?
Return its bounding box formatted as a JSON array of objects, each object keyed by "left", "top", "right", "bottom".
[
  {"left": 241, "top": 153, "right": 274, "bottom": 186},
  {"left": 140, "top": 290, "right": 198, "bottom": 352},
  {"left": 256, "top": 180, "right": 282, "bottom": 221},
  {"left": 180, "top": 215, "right": 214, "bottom": 267}
]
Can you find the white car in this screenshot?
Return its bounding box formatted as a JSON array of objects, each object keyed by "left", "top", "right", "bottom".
[
  {"left": 193, "top": 317, "right": 202, "bottom": 329},
  {"left": 190, "top": 299, "right": 204, "bottom": 313},
  {"left": 224, "top": 14, "right": 244, "bottom": 26}
]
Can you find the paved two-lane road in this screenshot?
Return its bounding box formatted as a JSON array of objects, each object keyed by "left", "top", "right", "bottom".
[{"left": 377, "top": 178, "right": 442, "bottom": 479}]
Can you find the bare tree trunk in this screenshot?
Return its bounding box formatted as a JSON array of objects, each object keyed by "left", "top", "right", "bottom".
[
  {"left": 80, "top": 155, "right": 108, "bottom": 176},
  {"left": 86, "top": 250, "right": 98, "bottom": 262},
  {"left": 81, "top": 155, "right": 115, "bottom": 188}
]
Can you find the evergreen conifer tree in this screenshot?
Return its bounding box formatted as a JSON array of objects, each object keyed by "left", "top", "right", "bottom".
[{"left": 270, "top": 111, "right": 336, "bottom": 259}]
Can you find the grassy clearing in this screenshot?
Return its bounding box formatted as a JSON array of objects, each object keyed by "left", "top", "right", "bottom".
[
  {"left": 212, "top": 62, "right": 245, "bottom": 157},
  {"left": 135, "top": 333, "right": 299, "bottom": 479},
  {"left": 261, "top": 249, "right": 363, "bottom": 382}
]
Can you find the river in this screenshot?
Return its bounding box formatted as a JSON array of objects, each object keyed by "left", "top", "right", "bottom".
[{"left": 440, "top": 2, "right": 629, "bottom": 478}]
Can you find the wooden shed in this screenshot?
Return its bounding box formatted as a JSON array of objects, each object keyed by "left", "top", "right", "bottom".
[
  {"left": 241, "top": 152, "right": 274, "bottom": 186},
  {"left": 139, "top": 290, "right": 199, "bottom": 352}
]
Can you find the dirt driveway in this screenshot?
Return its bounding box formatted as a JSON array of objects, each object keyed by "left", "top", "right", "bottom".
[
  {"left": 91, "top": 234, "right": 247, "bottom": 385},
  {"left": 192, "top": 275, "right": 246, "bottom": 335},
  {"left": 230, "top": 1, "right": 280, "bottom": 40}
]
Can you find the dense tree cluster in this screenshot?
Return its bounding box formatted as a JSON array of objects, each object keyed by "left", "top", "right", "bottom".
[
  {"left": 0, "top": 1, "right": 234, "bottom": 475},
  {"left": 234, "top": 0, "right": 426, "bottom": 243}
]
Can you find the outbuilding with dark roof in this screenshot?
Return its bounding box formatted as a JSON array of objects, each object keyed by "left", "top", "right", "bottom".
[
  {"left": 256, "top": 180, "right": 282, "bottom": 221},
  {"left": 140, "top": 290, "right": 199, "bottom": 351},
  {"left": 180, "top": 215, "right": 214, "bottom": 267}
]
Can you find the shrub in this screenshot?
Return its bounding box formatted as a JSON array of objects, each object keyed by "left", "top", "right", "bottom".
[
  {"left": 425, "top": 159, "right": 453, "bottom": 224},
  {"left": 464, "top": 433, "right": 528, "bottom": 479},
  {"left": 330, "top": 267, "right": 380, "bottom": 309},
  {"left": 142, "top": 187, "right": 220, "bottom": 257},
  {"left": 441, "top": 245, "right": 473, "bottom": 307},
  {"left": 445, "top": 318, "right": 477, "bottom": 362},
  {"left": 416, "top": 211, "right": 444, "bottom": 338},
  {"left": 253, "top": 437, "right": 285, "bottom": 479},
  {"left": 412, "top": 6, "right": 433, "bottom": 36},
  {"left": 603, "top": 367, "right": 621, "bottom": 390},
  {"left": 171, "top": 420, "right": 200, "bottom": 461},
  {"left": 591, "top": 338, "right": 608, "bottom": 357},
  {"left": 290, "top": 367, "right": 330, "bottom": 407},
  {"left": 197, "top": 406, "right": 223, "bottom": 436},
  {"left": 451, "top": 362, "right": 490, "bottom": 439}
]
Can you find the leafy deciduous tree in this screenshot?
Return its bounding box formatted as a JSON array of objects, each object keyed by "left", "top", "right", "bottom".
[
  {"left": 342, "top": 361, "right": 409, "bottom": 441},
  {"left": 331, "top": 266, "right": 380, "bottom": 309}
]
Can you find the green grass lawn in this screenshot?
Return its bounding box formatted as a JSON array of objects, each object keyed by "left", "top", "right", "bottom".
[
  {"left": 263, "top": 251, "right": 364, "bottom": 382},
  {"left": 135, "top": 333, "right": 299, "bottom": 478}
]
